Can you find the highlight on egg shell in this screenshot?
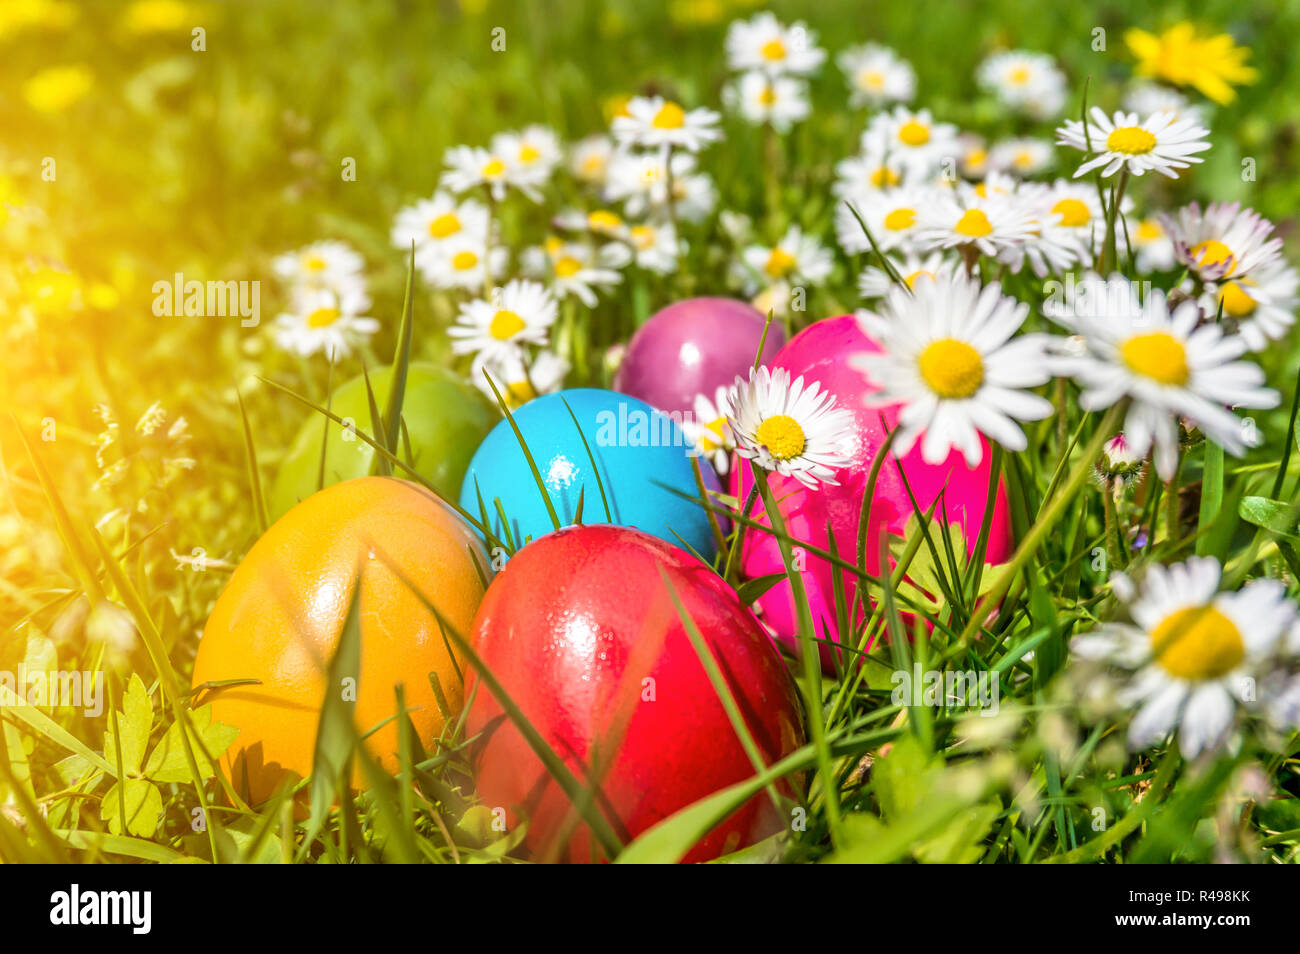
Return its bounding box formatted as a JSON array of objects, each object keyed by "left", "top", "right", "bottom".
[
  {"left": 458, "top": 387, "right": 723, "bottom": 558},
  {"left": 730, "top": 314, "right": 1015, "bottom": 666},
  {"left": 465, "top": 523, "right": 806, "bottom": 863},
  {"left": 192, "top": 477, "right": 487, "bottom": 805},
  {"left": 612, "top": 296, "right": 786, "bottom": 416}
]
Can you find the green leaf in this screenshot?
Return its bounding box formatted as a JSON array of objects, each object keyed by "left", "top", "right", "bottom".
[
  {"left": 1238, "top": 496, "right": 1300, "bottom": 540},
  {"left": 144, "top": 703, "right": 239, "bottom": 783},
  {"left": 100, "top": 778, "right": 163, "bottom": 838},
  {"left": 104, "top": 673, "right": 152, "bottom": 776}
]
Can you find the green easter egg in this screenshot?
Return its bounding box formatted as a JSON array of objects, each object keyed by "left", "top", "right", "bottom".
[{"left": 270, "top": 363, "right": 497, "bottom": 519}]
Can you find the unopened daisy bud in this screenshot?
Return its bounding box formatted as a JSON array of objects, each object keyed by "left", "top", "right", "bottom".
[{"left": 1100, "top": 433, "right": 1142, "bottom": 476}]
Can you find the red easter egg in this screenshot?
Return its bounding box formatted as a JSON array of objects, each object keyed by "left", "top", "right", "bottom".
[
  {"left": 731, "top": 315, "right": 1015, "bottom": 666},
  {"left": 465, "top": 524, "right": 805, "bottom": 863}
]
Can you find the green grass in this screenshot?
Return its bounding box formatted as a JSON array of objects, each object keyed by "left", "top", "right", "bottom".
[{"left": 3, "top": 0, "right": 1300, "bottom": 864}]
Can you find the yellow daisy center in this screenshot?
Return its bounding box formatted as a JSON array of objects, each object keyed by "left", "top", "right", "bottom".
[
  {"left": 519, "top": 144, "right": 541, "bottom": 162},
  {"left": 760, "top": 38, "right": 787, "bottom": 61},
  {"left": 898, "top": 120, "right": 931, "bottom": 146},
  {"left": 1051, "top": 198, "right": 1092, "bottom": 228},
  {"left": 452, "top": 250, "right": 479, "bottom": 271},
  {"left": 1150, "top": 605, "right": 1245, "bottom": 681},
  {"left": 652, "top": 101, "right": 686, "bottom": 129},
  {"left": 764, "top": 247, "right": 797, "bottom": 278},
  {"left": 758, "top": 84, "right": 777, "bottom": 106},
  {"left": 506, "top": 378, "right": 538, "bottom": 406},
  {"left": 904, "top": 269, "right": 935, "bottom": 289},
  {"left": 918, "top": 338, "right": 984, "bottom": 399},
  {"left": 883, "top": 208, "right": 916, "bottom": 230},
  {"left": 489, "top": 309, "right": 526, "bottom": 341},
  {"left": 1137, "top": 219, "right": 1164, "bottom": 241},
  {"left": 581, "top": 154, "right": 605, "bottom": 176},
  {"left": 698, "top": 417, "right": 728, "bottom": 452},
  {"left": 1105, "top": 125, "right": 1157, "bottom": 155},
  {"left": 554, "top": 255, "right": 582, "bottom": 277},
  {"left": 1218, "top": 280, "right": 1258, "bottom": 317},
  {"left": 870, "top": 166, "right": 901, "bottom": 188},
  {"left": 481, "top": 157, "right": 506, "bottom": 178},
  {"left": 428, "top": 213, "right": 461, "bottom": 238},
  {"left": 1121, "top": 331, "right": 1189, "bottom": 386},
  {"left": 1192, "top": 239, "right": 1236, "bottom": 275},
  {"left": 588, "top": 210, "right": 623, "bottom": 232},
  {"left": 306, "top": 306, "right": 341, "bottom": 328},
  {"left": 303, "top": 254, "right": 327, "bottom": 272},
  {"left": 754, "top": 414, "right": 806, "bottom": 460},
  {"left": 860, "top": 69, "right": 886, "bottom": 90},
  {"left": 1008, "top": 66, "right": 1031, "bottom": 85},
  {"left": 631, "top": 225, "right": 656, "bottom": 249},
  {"left": 954, "top": 208, "right": 993, "bottom": 238}
]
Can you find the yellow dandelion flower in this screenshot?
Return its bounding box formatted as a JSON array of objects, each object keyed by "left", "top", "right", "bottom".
[
  {"left": 23, "top": 65, "right": 93, "bottom": 113},
  {"left": 1125, "top": 22, "right": 1257, "bottom": 105}
]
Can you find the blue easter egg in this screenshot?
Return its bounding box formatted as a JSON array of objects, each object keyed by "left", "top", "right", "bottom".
[{"left": 459, "top": 389, "right": 721, "bottom": 559}]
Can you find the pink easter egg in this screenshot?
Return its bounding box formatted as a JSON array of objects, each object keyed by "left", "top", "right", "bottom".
[
  {"left": 613, "top": 297, "right": 786, "bottom": 416},
  {"left": 730, "top": 314, "right": 1014, "bottom": 666}
]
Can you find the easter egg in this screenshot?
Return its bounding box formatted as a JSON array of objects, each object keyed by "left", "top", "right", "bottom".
[
  {"left": 732, "top": 315, "right": 1014, "bottom": 664},
  {"left": 613, "top": 297, "right": 786, "bottom": 416},
  {"left": 465, "top": 524, "right": 805, "bottom": 863},
  {"left": 269, "top": 363, "right": 497, "bottom": 521},
  {"left": 193, "top": 477, "right": 486, "bottom": 804},
  {"left": 458, "top": 388, "right": 722, "bottom": 558}
]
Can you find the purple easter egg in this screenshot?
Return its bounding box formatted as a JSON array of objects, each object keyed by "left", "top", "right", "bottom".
[{"left": 613, "top": 297, "right": 786, "bottom": 416}]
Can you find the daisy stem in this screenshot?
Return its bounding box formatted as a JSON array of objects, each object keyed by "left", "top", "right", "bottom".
[
  {"left": 663, "top": 144, "right": 680, "bottom": 235},
  {"left": 763, "top": 122, "right": 780, "bottom": 227},
  {"left": 1102, "top": 483, "right": 1125, "bottom": 571},
  {"left": 956, "top": 402, "right": 1127, "bottom": 646},
  {"left": 482, "top": 190, "right": 497, "bottom": 300},
  {"left": 753, "top": 467, "right": 844, "bottom": 846},
  {"left": 1164, "top": 449, "right": 1183, "bottom": 544}
]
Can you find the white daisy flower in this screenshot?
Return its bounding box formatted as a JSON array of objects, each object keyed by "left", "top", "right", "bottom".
[
  {"left": 474, "top": 347, "right": 569, "bottom": 410},
  {"left": 1123, "top": 82, "right": 1205, "bottom": 128},
  {"left": 838, "top": 43, "right": 916, "bottom": 108},
  {"left": 723, "top": 71, "right": 810, "bottom": 132},
  {"left": 852, "top": 272, "right": 1053, "bottom": 466},
  {"left": 624, "top": 221, "right": 682, "bottom": 274},
  {"left": 1002, "top": 179, "right": 1116, "bottom": 276},
  {"left": 418, "top": 233, "right": 507, "bottom": 291},
  {"left": 683, "top": 385, "right": 737, "bottom": 475},
  {"left": 390, "top": 192, "right": 489, "bottom": 258},
  {"left": 727, "top": 365, "right": 855, "bottom": 489},
  {"left": 1201, "top": 258, "right": 1300, "bottom": 352},
  {"left": 835, "top": 184, "right": 930, "bottom": 254},
  {"left": 521, "top": 239, "right": 624, "bottom": 307},
  {"left": 553, "top": 207, "right": 631, "bottom": 241},
  {"left": 490, "top": 124, "right": 562, "bottom": 193},
  {"left": 1071, "top": 557, "right": 1298, "bottom": 757},
  {"left": 604, "top": 150, "right": 716, "bottom": 222},
  {"left": 448, "top": 278, "right": 558, "bottom": 364},
  {"left": 611, "top": 95, "right": 722, "bottom": 154},
  {"left": 832, "top": 149, "right": 910, "bottom": 198},
  {"left": 957, "top": 135, "right": 991, "bottom": 180},
  {"left": 862, "top": 106, "right": 962, "bottom": 177},
  {"left": 1163, "top": 201, "right": 1284, "bottom": 282},
  {"left": 273, "top": 287, "right": 378, "bottom": 360},
  {"left": 724, "top": 12, "right": 826, "bottom": 77},
  {"left": 740, "top": 225, "right": 833, "bottom": 292},
  {"left": 1131, "top": 215, "right": 1177, "bottom": 272},
  {"left": 569, "top": 134, "right": 615, "bottom": 186},
  {"left": 272, "top": 241, "right": 366, "bottom": 299},
  {"left": 976, "top": 50, "right": 1068, "bottom": 119},
  {"left": 441, "top": 144, "right": 529, "bottom": 202},
  {"left": 1048, "top": 273, "right": 1278, "bottom": 480},
  {"left": 1056, "top": 107, "right": 1211, "bottom": 179},
  {"left": 988, "top": 137, "right": 1055, "bottom": 177},
  {"left": 857, "top": 250, "right": 957, "bottom": 300},
  {"left": 913, "top": 188, "right": 1039, "bottom": 259}
]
